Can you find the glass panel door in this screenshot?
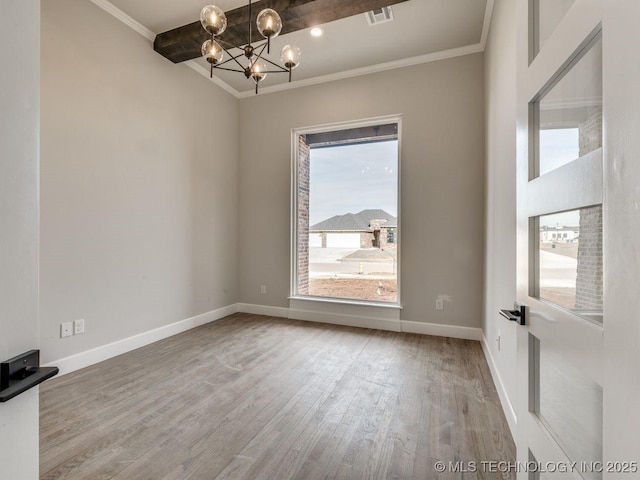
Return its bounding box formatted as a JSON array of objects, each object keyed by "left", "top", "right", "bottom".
[{"left": 517, "top": 1, "right": 604, "bottom": 478}]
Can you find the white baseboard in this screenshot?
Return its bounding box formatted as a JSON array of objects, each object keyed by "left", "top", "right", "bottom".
[
  {"left": 238, "top": 302, "right": 401, "bottom": 332},
  {"left": 236, "top": 302, "right": 484, "bottom": 342},
  {"left": 289, "top": 308, "right": 402, "bottom": 332},
  {"left": 47, "top": 304, "right": 238, "bottom": 376},
  {"left": 236, "top": 303, "right": 290, "bottom": 318},
  {"left": 401, "top": 320, "right": 482, "bottom": 340},
  {"left": 481, "top": 332, "right": 517, "bottom": 438}
]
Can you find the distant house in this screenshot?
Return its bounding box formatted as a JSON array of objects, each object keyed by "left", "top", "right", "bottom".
[
  {"left": 310, "top": 209, "right": 397, "bottom": 249},
  {"left": 540, "top": 225, "right": 579, "bottom": 243}
]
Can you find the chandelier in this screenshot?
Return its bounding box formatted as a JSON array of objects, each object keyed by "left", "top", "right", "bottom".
[{"left": 200, "top": 1, "right": 302, "bottom": 94}]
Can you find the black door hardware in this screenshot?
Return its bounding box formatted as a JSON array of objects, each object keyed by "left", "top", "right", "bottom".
[{"left": 0, "top": 350, "right": 59, "bottom": 402}]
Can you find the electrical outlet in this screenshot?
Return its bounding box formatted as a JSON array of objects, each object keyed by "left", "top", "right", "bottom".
[
  {"left": 435, "top": 298, "right": 444, "bottom": 310},
  {"left": 74, "top": 319, "right": 85, "bottom": 335},
  {"left": 60, "top": 322, "right": 73, "bottom": 338},
  {"left": 260, "top": 285, "right": 267, "bottom": 295}
]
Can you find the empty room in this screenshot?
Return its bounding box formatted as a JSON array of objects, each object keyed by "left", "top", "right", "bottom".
[{"left": 1, "top": 0, "right": 638, "bottom": 479}]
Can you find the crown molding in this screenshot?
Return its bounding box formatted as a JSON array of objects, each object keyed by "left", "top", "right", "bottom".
[
  {"left": 480, "top": 0, "right": 496, "bottom": 49},
  {"left": 90, "top": 0, "right": 155, "bottom": 41},
  {"left": 89, "top": 0, "right": 494, "bottom": 100},
  {"left": 89, "top": 0, "right": 244, "bottom": 97},
  {"left": 236, "top": 43, "right": 485, "bottom": 98}
]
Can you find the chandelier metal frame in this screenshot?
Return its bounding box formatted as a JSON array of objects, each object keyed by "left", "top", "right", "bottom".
[{"left": 201, "top": 1, "right": 301, "bottom": 94}]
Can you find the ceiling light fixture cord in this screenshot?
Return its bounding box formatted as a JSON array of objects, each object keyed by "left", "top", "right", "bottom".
[{"left": 200, "top": 0, "right": 302, "bottom": 94}]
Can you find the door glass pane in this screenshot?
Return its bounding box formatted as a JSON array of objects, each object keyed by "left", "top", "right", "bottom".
[
  {"left": 532, "top": 0, "right": 576, "bottom": 59},
  {"left": 528, "top": 451, "right": 553, "bottom": 480},
  {"left": 534, "top": 36, "right": 602, "bottom": 177},
  {"left": 536, "top": 206, "right": 603, "bottom": 323},
  {"left": 534, "top": 336, "right": 603, "bottom": 480}
]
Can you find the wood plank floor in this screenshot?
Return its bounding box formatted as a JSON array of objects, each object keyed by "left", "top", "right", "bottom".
[{"left": 40, "top": 314, "right": 515, "bottom": 479}]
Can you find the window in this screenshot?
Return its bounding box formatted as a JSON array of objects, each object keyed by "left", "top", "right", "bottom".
[
  {"left": 292, "top": 117, "right": 401, "bottom": 304},
  {"left": 533, "top": 206, "right": 603, "bottom": 323},
  {"left": 532, "top": 35, "right": 602, "bottom": 178},
  {"left": 532, "top": 335, "right": 603, "bottom": 480},
  {"left": 529, "top": 34, "right": 603, "bottom": 324}
]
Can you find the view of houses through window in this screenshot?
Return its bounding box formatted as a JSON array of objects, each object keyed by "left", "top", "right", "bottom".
[
  {"left": 537, "top": 206, "right": 603, "bottom": 323},
  {"left": 294, "top": 120, "right": 399, "bottom": 303}
]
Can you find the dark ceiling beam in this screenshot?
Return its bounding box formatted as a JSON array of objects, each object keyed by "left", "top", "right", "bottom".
[
  {"left": 304, "top": 123, "right": 398, "bottom": 148},
  {"left": 154, "top": 0, "right": 410, "bottom": 64}
]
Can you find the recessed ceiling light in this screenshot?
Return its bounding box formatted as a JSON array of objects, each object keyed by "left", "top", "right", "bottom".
[{"left": 310, "top": 27, "right": 324, "bottom": 37}]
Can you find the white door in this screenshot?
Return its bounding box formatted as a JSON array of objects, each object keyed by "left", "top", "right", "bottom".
[
  {"left": 0, "top": 2, "right": 41, "bottom": 479},
  {"left": 516, "top": 1, "right": 606, "bottom": 478}
]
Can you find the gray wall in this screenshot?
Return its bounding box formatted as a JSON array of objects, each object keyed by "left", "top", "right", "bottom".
[
  {"left": 0, "top": 1, "right": 41, "bottom": 478},
  {"left": 238, "top": 54, "right": 485, "bottom": 327},
  {"left": 482, "top": 0, "right": 518, "bottom": 431},
  {"left": 40, "top": 0, "right": 240, "bottom": 363}
]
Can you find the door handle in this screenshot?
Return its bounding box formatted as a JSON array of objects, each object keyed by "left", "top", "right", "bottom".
[
  {"left": 499, "top": 302, "right": 526, "bottom": 326},
  {"left": 0, "top": 350, "right": 58, "bottom": 402}
]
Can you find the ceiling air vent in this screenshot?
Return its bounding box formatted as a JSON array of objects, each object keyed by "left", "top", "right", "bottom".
[{"left": 365, "top": 6, "right": 394, "bottom": 26}]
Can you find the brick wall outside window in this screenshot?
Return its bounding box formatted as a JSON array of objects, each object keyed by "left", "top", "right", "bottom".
[
  {"left": 576, "top": 205, "right": 603, "bottom": 310},
  {"left": 575, "top": 108, "right": 603, "bottom": 311},
  {"left": 297, "top": 135, "right": 310, "bottom": 295}
]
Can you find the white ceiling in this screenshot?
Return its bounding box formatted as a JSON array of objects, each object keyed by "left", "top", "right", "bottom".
[{"left": 99, "top": 0, "right": 492, "bottom": 97}]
